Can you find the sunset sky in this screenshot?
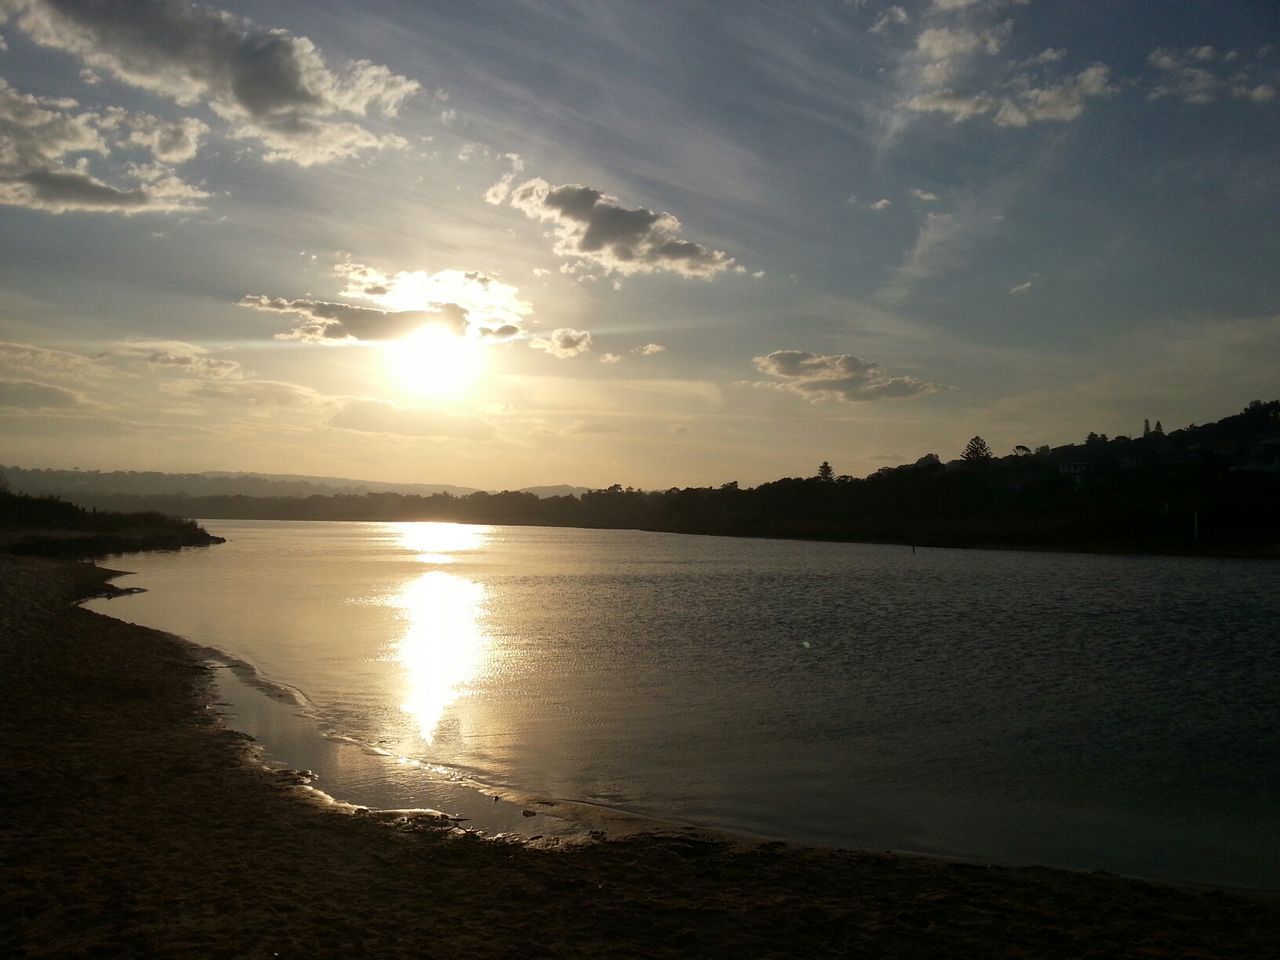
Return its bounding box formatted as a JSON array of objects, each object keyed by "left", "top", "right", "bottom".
[{"left": 2, "top": 0, "right": 1277, "bottom": 489}]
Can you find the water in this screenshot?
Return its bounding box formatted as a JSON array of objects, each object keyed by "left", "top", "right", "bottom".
[{"left": 86, "top": 520, "right": 1280, "bottom": 887}]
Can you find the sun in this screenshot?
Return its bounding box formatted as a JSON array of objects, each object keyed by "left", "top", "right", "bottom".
[{"left": 385, "top": 325, "right": 486, "bottom": 399}]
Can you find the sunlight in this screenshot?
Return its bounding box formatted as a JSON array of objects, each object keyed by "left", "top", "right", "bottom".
[
  {"left": 392, "top": 571, "right": 489, "bottom": 744},
  {"left": 385, "top": 324, "right": 486, "bottom": 399},
  {"left": 396, "top": 521, "right": 490, "bottom": 564}
]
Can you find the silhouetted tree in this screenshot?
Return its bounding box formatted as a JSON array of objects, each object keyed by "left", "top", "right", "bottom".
[
  {"left": 817, "top": 461, "right": 835, "bottom": 482},
  {"left": 961, "top": 436, "right": 994, "bottom": 462},
  {"left": 1014, "top": 445, "right": 1031, "bottom": 456},
  {"left": 1153, "top": 420, "right": 1164, "bottom": 435}
]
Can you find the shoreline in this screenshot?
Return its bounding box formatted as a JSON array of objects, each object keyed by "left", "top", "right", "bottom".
[{"left": 3, "top": 553, "right": 1279, "bottom": 958}]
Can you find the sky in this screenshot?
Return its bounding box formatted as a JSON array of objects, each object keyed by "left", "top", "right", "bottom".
[{"left": 1, "top": 0, "right": 1278, "bottom": 490}]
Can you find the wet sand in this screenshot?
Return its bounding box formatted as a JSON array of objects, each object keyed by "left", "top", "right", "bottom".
[{"left": 2, "top": 554, "right": 1277, "bottom": 959}]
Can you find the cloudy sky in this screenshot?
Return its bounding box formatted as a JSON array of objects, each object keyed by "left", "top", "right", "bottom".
[{"left": 2, "top": 0, "right": 1277, "bottom": 489}]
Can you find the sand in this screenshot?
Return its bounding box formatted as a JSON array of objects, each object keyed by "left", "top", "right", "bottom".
[{"left": 2, "top": 553, "right": 1277, "bottom": 959}]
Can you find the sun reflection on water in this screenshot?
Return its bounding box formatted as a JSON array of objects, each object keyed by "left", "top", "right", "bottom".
[
  {"left": 396, "top": 521, "right": 491, "bottom": 564},
  {"left": 390, "top": 522, "right": 492, "bottom": 744}
]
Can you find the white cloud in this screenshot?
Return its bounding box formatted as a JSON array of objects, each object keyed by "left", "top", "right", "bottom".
[
  {"left": 335, "top": 261, "right": 531, "bottom": 335},
  {"left": 634, "top": 343, "right": 666, "bottom": 356},
  {"left": 1023, "top": 48, "right": 1067, "bottom": 67},
  {"left": 916, "top": 22, "right": 1012, "bottom": 61},
  {"left": 870, "top": 6, "right": 908, "bottom": 34},
  {"left": 994, "top": 65, "right": 1115, "bottom": 126},
  {"left": 1144, "top": 46, "right": 1275, "bottom": 105},
  {"left": 870, "top": 197, "right": 892, "bottom": 210},
  {"left": 1009, "top": 280, "right": 1032, "bottom": 295},
  {"left": 5, "top": 0, "right": 418, "bottom": 166},
  {"left": 502, "top": 177, "right": 738, "bottom": 279},
  {"left": 483, "top": 152, "right": 524, "bottom": 205},
  {"left": 531, "top": 327, "right": 592, "bottom": 358},
  {"left": 900, "top": 88, "right": 995, "bottom": 121},
  {"left": 599, "top": 352, "right": 622, "bottom": 364},
  {"left": 902, "top": 66, "right": 1114, "bottom": 127},
  {"left": 1235, "top": 84, "right": 1276, "bottom": 103},
  {"left": 753, "top": 351, "right": 939, "bottom": 403},
  {"left": 242, "top": 260, "right": 533, "bottom": 344},
  {"left": 910, "top": 188, "right": 939, "bottom": 201},
  {"left": 108, "top": 111, "right": 208, "bottom": 164}
]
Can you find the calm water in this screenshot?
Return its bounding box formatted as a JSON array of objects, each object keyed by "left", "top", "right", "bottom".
[{"left": 87, "top": 520, "right": 1279, "bottom": 887}]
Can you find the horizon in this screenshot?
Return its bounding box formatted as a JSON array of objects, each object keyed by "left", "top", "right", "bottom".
[{"left": 2, "top": 2, "right": 1278, "bottom": 488}]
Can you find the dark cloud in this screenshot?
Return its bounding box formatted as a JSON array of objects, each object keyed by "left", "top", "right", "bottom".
[
  {"left": 754, "top": 350, "right": 940, "bottom": 403},
  {"left": 0, "top": 78, "right": 207, "bottom": 213},
  {"left": 239, "top": 295, "right": 466, "bottom": 342},
  {"left": 478, "top": 323, "right": 521, "bottom": 341},
  {"left": 331, "top": 399, "right": 494, "bottom": 440},
  {"left": 144, "top": 349, "right": 239, "bottom": 378},
  {"left": 504, "top": 177, "right": 738, "bottom": 278},
  {"left": 6, "top": 0, "right": 419, "bottom": 165}
]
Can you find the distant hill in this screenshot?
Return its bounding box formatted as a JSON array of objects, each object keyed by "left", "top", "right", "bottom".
[
  {"left": 518, "top": 484, "right": 591, "bottom": 499},
  {"left": 4, "top": 400, "right": 1276, "bottom": 557},
  {"left": 0, "top": 466, "right": 479, "bottom": 499},
  {"left": 0, "top": 466, "right": 583, "bottom": 501}
]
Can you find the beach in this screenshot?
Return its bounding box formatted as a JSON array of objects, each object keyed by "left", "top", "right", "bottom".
[{"left": 2, "top": 553, "right": 1277, "bottom": 959}]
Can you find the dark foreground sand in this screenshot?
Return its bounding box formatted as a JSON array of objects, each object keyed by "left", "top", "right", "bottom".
[{"left": 2, "top": 555, "right": 1277, "bottom": 959}]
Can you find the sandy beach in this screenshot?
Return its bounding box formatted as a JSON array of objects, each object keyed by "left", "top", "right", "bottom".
[{"left": 2, "top": 553, "right": 1277, "bottom": 959}]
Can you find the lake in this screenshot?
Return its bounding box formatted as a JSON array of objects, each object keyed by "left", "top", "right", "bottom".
[{"left": 86, "top": 520, "right": 1280, "bottom": 888}]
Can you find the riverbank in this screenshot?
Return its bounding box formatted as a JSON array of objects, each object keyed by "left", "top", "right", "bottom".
[{"left": 2, "top": 554, "right": 1277, "bottom": 959}]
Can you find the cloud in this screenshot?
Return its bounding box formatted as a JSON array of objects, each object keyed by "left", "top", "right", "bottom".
[
  {"left": 0, "top": 340, "right": 100, "bottom": 379},
  {"left": 5, "top": 0, "right": 418, "bottom": 166},
  {"left": 599, "top": 352, "right": 622, "bottom": 364},
  {"left": 239, "top": 295, "right": 464, "bottom": 343},
  {"left": 482, "top": 152, "right": 524, "bottom": 205},
  {"left": 870, "top": 197, "right": 892, "bottom": 210},
  {"left": 110, "top": 339, "right": 241, "bottom": 378},
  {"left": 634, "top": 343, "right": 666, "bottom": 356},
  {"left": 334, "top": 261, "right": 531, "bottom": 335},
  {"left": 162, "top": 378, "right": 321, "bottom": 406},
  {"left": 916, "top": 23, "right": 1012, "bottom": 61},
  {"left": 0, "top": 77, "right": 208, "bottom": 213},
  {"left": 114, "top": 111, "right": 208, "bottom": 164},
  {"left": 502, "top": 178, "right": 738, "bottom": 278},
  {"left": 910, "top": 188, "right": 939, "bottom": 201},
  {"left": 1009, "top": 280, "right": 1032, "bottom": 295},
  {"left": 531, "top": 327, "right": 592, "bottom": 358},
  {"left": 900, "top": 89, "right": 995, "bottom": 121},
  {"left": 870, "top": 6, "right": 908, "bottom": 34},
  {"left": 1147, "top": 46, "right": 1276, "bottom": 105},
  {"left": 901, "top": 66, "right": 1114, "bottom": 127},
  {"left": 0, "top": 377, "right": 88, "bottom": 408},
  {"left": 753, "top": 351, "right": 940, "bottom": 403},
  {"left": 994, "top": 65, "right": 1115, "bottom": 126},
  {"left": 330, "top": 398, "right": 494, "bottom": 439}
]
